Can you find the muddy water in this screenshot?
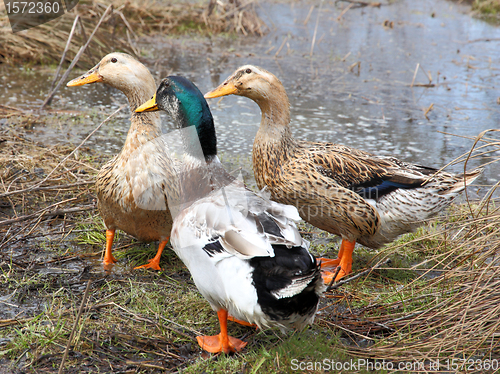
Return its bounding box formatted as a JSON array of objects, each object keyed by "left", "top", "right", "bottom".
[{"left": 1, "top": 0, "right": 499, "bottom": 192}]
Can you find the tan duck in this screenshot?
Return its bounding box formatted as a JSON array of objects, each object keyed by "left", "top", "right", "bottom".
[
  {"left": 67, "top": 53, "right": 175, "bottom": 270},
  {"left": 205, "top": 65, "right": 483, "bottom": 282}
]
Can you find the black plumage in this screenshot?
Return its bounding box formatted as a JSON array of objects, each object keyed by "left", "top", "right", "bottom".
[
  {"left": 202, "top": 238, "right": 225, "bottom": 257},
  {"left": 250, "top": 245, "right": 322, "bottom": 322}
]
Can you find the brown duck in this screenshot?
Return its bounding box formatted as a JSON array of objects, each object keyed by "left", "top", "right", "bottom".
[
  {"left": 205, "top": 65, "right": 483, "bottom": 282},
  {"left": 67, "top": 53, "right": 175, "bottom": 270}
]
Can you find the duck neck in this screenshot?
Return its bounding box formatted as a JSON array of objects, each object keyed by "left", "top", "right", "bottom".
[
  {"left": 254, "top": 82, "right": 294, "bottom": 139},
  {"left": 121, "top": 82, "right": 162, "bottom": 153},
  {"left": 176, "top": 99, "right": 218, "bottom": 160},
  {"left": 250, "top": 84, "right": 297, "bottom": 190},
  {"left": 253, "top": 85, "right": 296, "bottom": 154},
  {"left": 127, "top": 83, "right": 162, "bottom": 127},
  {"left": 127, "top": 83, "right": 156, "bottom": 112}
]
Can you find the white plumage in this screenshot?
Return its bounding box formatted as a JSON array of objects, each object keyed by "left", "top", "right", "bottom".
[{"left": 135, "top": 76, "right": 325, "bottom": 354}]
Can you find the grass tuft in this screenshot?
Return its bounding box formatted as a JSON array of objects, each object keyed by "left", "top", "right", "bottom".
[
  {"left": 0, "top": 0, "right": 266, "bottom": 66},
  {"left": 473, "top": 0, "right": 500, "bottom": 14}
]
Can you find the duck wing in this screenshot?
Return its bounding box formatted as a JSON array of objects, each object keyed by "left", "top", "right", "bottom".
[
  {"left": 302, "top": 141, "right": 437, "bottom": 201},
  {"left": 175, "top": 181, "right": 304, "bottom": 260}
]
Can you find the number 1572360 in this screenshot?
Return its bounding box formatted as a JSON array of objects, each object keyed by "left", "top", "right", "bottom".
[{"left": 6, "top": 2, "right": 61, "bottom": 14}]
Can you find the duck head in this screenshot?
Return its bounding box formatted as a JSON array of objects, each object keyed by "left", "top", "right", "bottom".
[
  {"left": 67, "top": 52, "right": 156, "bottom": 110},
  {"left": 204, "top": 65, "right": 291, "bottom": 128},
  {"left": 136, "top": 76, "right": 217, "bottom": 159},
  {"left": 204, "top": 65, "right": 286, "bottom": 103}
]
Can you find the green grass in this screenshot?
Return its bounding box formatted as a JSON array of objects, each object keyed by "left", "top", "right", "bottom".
[
  {"left": 77, "top": 219, "right": 109, "bottom": 247},
  {"left": 182, "top": 328, "right": 344, "bottom": 373}
]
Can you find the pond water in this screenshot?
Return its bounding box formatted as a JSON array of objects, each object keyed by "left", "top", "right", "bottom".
[{"left": 1, "top": 0, "right": 499, "bottom": 195}]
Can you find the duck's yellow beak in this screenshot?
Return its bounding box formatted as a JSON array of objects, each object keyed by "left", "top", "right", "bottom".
[
  {"left": 135, "top": 94, "right": 159, "bottom": 112},
  {"left": 204, "top": 82, "right": 238, "bottom": 99},
  {"left": 67, "top": 68, "right": 103, "bottom": 87}
]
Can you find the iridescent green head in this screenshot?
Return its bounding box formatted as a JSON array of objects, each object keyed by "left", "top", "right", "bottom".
[{"left": 136, "top": 76, "right": 217, "bottom": 158}]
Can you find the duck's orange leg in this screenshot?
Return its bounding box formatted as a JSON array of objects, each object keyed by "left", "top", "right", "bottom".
[
  {"left": 103, "top": 229, "right": 118, "bottom": 265},
  {"left": 321, "top": 239, "right": 355, "bottom": 284},
  {"left": 227, "top": 315, "right": 258, "bottom": 329},
  {"left": 335, "top": 239, "right": 355, "bottom": 281},
  {"left": 197, "top": 309, "right": 248, "bottom": 354},
  {"left": 134, "top": 239, "right": 169, "bottom": 271},
  {"left": 318, "top": 242, "right": 345, "bottom": 270},
  {"left": 320, "top": 240, "right": 345, "bottom": 283}
]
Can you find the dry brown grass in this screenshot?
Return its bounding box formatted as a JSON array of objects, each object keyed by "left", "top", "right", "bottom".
[
  {"left": 0, "top": 119, "right": 98, "bottom": 253},
  {"left": 317, "top": 130, "right": 500, "bottom": 368},
  {"left": 335, "top": 210, "right": 500, "bottom": 362},
  {"left": 0, "top": 0, "right": 266, "bottom": 66}
]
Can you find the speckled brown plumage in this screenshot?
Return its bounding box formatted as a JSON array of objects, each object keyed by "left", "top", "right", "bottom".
[
  {"left": 205, "top": 65, "right": 483, "bottom": 281},
  {"left": 68, "top": 53, "right": 175, "bottom": 270}
]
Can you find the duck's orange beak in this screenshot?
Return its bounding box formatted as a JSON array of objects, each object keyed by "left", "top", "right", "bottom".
[
  {"left": 135, "top": 94, "right": 158, "bottom": 112},
  {"left": 204, "top": 82, "right": 238, "bottom": 99},
  {"left": 67, "top": 67, "right": 103, "bottom": 87}
]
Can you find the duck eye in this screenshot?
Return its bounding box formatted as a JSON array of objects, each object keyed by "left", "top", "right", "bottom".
[
  {"left": 111, "top": 57, "right": 117, "bottom": 63},
  {"left": 245, "top": 68, "right": 252, "bottom": 74}
]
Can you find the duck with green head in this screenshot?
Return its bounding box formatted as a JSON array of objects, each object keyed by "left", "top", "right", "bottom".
[{"left": 136, "top": 76, "right": 325, "bottom": 354}]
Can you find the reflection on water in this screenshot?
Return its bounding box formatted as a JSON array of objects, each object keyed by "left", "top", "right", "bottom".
[{"left": 1, "top": 0, "right": 499, "bottom": 192}]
